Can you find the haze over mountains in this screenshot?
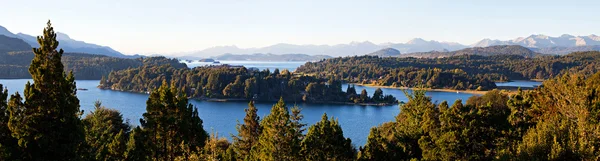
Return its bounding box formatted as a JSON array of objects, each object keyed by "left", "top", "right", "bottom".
[
  {"left": 2, "top": 24, "right": 600, "bottom": 58},
  {"left": 0, "top": 25, "right": 128, "bottom": 58},
  {"left": 182, "top": 35, "right": 600, "bottom": 58}
]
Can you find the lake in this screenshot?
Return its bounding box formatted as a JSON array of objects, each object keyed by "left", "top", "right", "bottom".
[
  {"left": 496, "top": 80, "right": 542, "bottom": 87},
  {"left": 0, "top": 61, "right": 542, "bottom": 146},
  {"left": 0, "top": 79, "right": 481, "bottom": 146}
]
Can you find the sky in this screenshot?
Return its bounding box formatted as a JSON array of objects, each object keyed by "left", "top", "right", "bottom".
[{"left": 1, "top": 0, "right": 599, "bottom": 55}]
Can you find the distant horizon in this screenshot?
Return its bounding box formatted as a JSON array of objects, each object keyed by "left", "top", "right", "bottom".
[{"left": 1, "top": 0, "right": 599, "bottom": 55}]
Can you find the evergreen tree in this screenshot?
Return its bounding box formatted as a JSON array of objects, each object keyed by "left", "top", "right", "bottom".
[
  {"left": 301, "top": 113, "right": 354, "bottom": 161},
  {"left": 83, "top": 101, "right": 130, "bottom": 160},
  {"left": 372, "top": 88, "right": 384, "bottom": 103},
  {"left": 346, "top": 85, "right": 357, "bottom": 101},
  {"left": 7, "top": 21, "right": 85, "bottom": 160},
  {"left": 358, "top": 89, "right": 369, "bottom": 103},
  {"left": 357, "top": 127, "right": 389, "bottom": 161},
  {"left": 232, "top": 101, "right": 262, "bottom": 160},
  {"left": 140, "top": 80, "right": 208, "bottom": 160},
  {"left": 0, "top": 85, "right": 18, "bottom": 160},
  {"left": 253, "top": 98, "right": 302, "bottom": 160},
  {"left": 124, "top": 127, "right": 149, "bottom": 161}
]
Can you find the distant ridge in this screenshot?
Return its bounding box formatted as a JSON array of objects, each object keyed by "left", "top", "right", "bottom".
[
  {"left": 0, "top": 35, "right": 31, "bottom": 52},
  {"left": 0, "top": 25, "right": 129, "bottom": 58},
  {"left": 367, "top": 48, "right": 401, "bottom": 57},
  {"left": 210, "top": 53, "right": 331, "bottom": 61},
  {"left": 183, "top": 34, "right": 600, "bottom": 58},
  {"left": 398, "top": 45, "right": 539, "bottom": 58},
  {"left": 471, "top": 34, "right": 600, "bottom": 48}
]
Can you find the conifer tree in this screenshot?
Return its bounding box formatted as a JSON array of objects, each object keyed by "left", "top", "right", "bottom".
[
  {"left": 7, "top": 20, "right": 85, "bottom": 160},
  {"left": 357, "top": 127, "right": 389, "bottom": 161},
  {"left": 124, "top": 127, "right": 149, "bottom": 161},
  {"left": 232, "top": 101, "right": 262, "bottom": 160},
  {"left": 0, "top": 85, "right": 18, "bottom": 160},
  {"left": 253, "top": 98, "right": 302, "bottom": 161},
  {"left": 83, "top": 101, "right": 130, "bottom": 160},
  {"left": 140, "top": 80, "right": 208, "bottom": 160},
  {"left": 301, "top": 113, "right": 354, "bottom": 161},
  {"left": 372, "top": 88, "right": 384, "bottom": 103}
]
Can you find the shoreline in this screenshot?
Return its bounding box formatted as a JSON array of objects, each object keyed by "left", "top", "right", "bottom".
[
  {"left": 353, "top": 83, "right": 489, "bottom": 95},
  {"left": 97, "top": 86, "right": 397, "bottom": 106},
  {"left": 353, "top": 83, "right": 533, "bottom": 95}
]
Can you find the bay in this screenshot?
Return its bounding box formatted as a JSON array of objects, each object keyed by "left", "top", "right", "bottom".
[{"left": 0, "top": 79, "right": 478, "bottom": 146}]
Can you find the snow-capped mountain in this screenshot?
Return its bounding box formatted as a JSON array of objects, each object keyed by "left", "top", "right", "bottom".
[{"left": 472, "top": 34, "right": 600, "bottom": 48}]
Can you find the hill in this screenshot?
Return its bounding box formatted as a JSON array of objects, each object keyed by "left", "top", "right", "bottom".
[
  {"left": 367, "top": 48, "right": 401, "bottom": 57},
  {"left": 400, "top": 45, "right": 539, "bottom": 58},
  {"left": 0, "top": 25, "right": 129, "bottom": 58},
  {"left": 530, "top": 45, "right": 600, "bottom": 55},
  {"left": 0, "top": 51, "right": 183, "bottom": 79},
  {"left": 0, "top": 35, "right": 31, "bottom": 52}
]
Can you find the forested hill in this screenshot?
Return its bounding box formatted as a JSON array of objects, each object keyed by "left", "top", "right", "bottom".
[
  {"left": 0, "top": 35, "right": 31, "bottom": 52},
  {"left": 100, "top": 64, "right": 397, "bottom": 105},
  {"left": 400, "top": 45, "right": 539, "bottom": 58},
  {"left": 0, "top": 51, "right": 184, "bottom": 79},
  {"left": 296, "top": 51, "right": 600, "bottom": 90},
  {"left": 367, "top": 48, "right": 401, "bottom": 57}
]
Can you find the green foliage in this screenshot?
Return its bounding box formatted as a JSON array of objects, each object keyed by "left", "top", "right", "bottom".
[
  {"left": 253, "top": 98, "right": 303, "bottom": 161},
  {"left": 296, "top": 52, "right": 600, "bottom": 89},
  {"left": 138, "top": 80, "right": 208, "bottom": 160},
  {"left": 6, "top": 21, "right": 85, "bottom": 160},
  {"left": 231, "top": 101, "right": 261, "bottom": 160},
  {"left": 103, "top": 64, "right": 397, "bottom": 105},
  {"left": 82, "top": 101, "right": 130, "bottom": 160},
  {"left": 301, "top": 113, "right": 355, "bottom": 161},
  {"left": 0, "top": 85, "right": 18, "bottom": 160}
]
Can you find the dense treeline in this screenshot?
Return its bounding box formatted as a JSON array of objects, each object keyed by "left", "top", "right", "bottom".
[
  {"left": 356, "top": 71, "right": 600, "bottom": 160},
  {"left": 100, "top": 64, "right": 397, "bottom": 105},
  {"left": 0, "top": 50, "right": 183, "bottom": 80},
  {"left": 296, "top": 52, "right": 600, "bottom": 90},
  {"left": 400, "top": 45, "right": 540, "bottom": 58},
  {"left": 2, "top": 22, "right": 600, "bottom": 160}
]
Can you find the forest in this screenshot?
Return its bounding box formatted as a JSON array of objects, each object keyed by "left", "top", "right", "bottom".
[
  {"left": 2, "top": 21, "right": 600, "bottom": 161},
  {"left": 0, "top": 50, "right": 184, "bottom": 80},
  {"left": 100, "top": 64, "right": 396, "bottom": 105},
  {"left": 296, "top": 52, "right": 600, "bottom": 90},
  {"left": 0, "top": 36, "right": 184, "bottom": 80}
]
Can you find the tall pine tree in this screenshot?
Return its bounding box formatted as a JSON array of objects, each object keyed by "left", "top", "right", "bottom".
[
  {"left": 301, "top": 113, "right": 355, "bottom": 161},
  {"left": 253, "top": 98, "right": 303, "bottom": 161},
  {"left": 139, "top": 80, "right": 208, "bottom": 160},
  {"left": 82, "top": 101, "right": 130, "bottom": 160},
  {"left": 232, "top": 101, "right": 262, "bottom": 160},
  {"left": 0, "top": 85, "right": 18, "bottom": 160},
  {"left": 7, "top": 21, "right": 85, "bottom": 160}
]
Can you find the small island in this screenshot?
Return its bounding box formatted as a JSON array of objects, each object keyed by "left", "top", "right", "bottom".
[
  {"left": 198, "top": 58, "right": 217, "bottom": 62},
  {"left": 99, "top": 64, "right": 398, "bottom": 106}
]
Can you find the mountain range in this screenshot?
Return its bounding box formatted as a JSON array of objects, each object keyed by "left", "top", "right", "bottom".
[
  {"left": 2, "top": 24, "right": 600, "bottom": 58},
  {"left": 181, "top": 39, "right": 466, "bottom": 58},
  {"left": 182, "top": 34, "right": 600, "bottom": 58},
  {"left": 210, "top": 53, "right": 331, "bottom": 61},
  {"left": 0, "top": 25, "right": 128, "bottom": 58}
]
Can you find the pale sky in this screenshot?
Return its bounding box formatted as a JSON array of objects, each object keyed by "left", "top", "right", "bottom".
[{"left": 1, "top": 0, "right": 598, "bottom": 55}]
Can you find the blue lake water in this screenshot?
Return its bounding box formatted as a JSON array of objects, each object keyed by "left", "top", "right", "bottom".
[
  {"left": 0, "top": 61, "right": 542, "bottom": 146},
  {"left": 495, "top": 80, "right": 542, "bottom": 87},
  {"left": 0, "top": 79, "right": 481, "bottom": 146}
]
